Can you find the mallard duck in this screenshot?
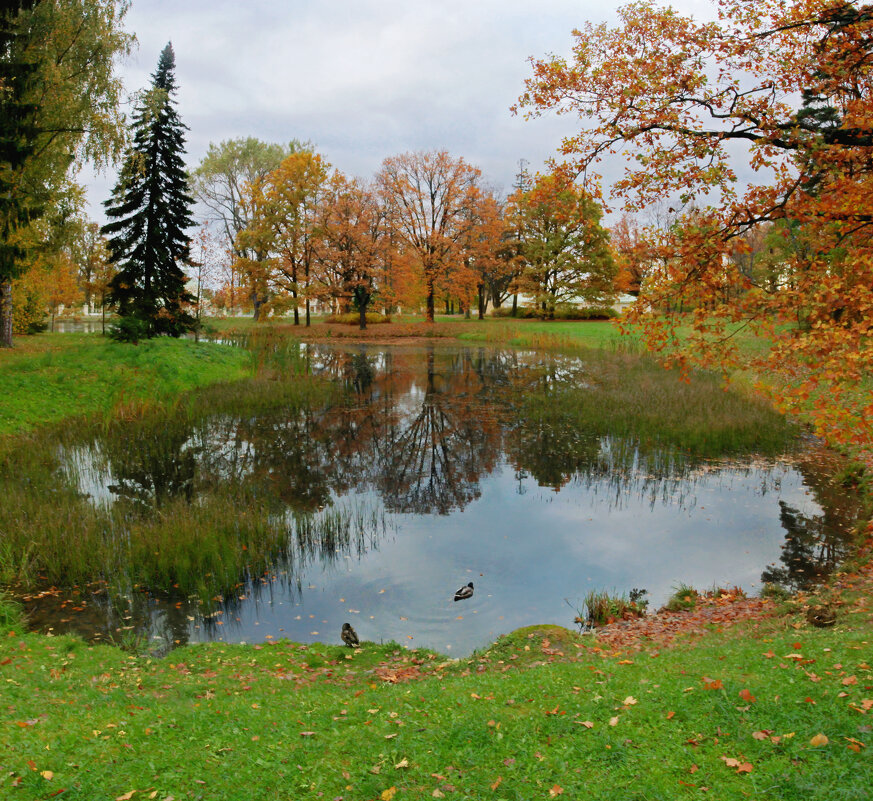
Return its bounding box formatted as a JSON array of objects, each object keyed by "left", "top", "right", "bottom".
[
  {"left": 806, "top": 604, "right": 837, "bottom": 628},
  {"left": 453, "top": 582, "right": 474, "bottom": 602},
  {"left": 341, "top": 622, "right": 360, "bottom": 647}
]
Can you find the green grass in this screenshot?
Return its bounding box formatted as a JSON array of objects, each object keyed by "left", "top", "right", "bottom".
[
  {"left": 0, "top": 333, "right": 253, "bottom": 436},
  {"left": 665, "top": 583, "right": 700, "bottom": 612},
  {"left": 0, "top": 609, "right": 870, "bottom": 799}
]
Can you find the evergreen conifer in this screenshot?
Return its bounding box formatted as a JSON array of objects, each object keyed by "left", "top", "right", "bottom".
[{"left": 103, "top": 42, "right": 196, "bottom": 337}]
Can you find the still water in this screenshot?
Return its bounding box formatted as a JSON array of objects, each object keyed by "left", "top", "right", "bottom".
[{"left": 19, "top": 343, "right": 857, "bottom": 655}]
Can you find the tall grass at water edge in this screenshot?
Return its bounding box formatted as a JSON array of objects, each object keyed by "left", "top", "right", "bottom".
[{"left": 517, "top": 348, "right": 795, "bottom": 459}]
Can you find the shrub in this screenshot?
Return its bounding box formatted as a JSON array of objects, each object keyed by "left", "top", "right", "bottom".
[
  {"left": 323, "top": 312, "right": 392, "bottom": 325},
  {"left": 491, "top": 305, "right": 618, "bottom": 320},
  {"left": 109, "top": 315, "right": 149, "bottom": 343}
]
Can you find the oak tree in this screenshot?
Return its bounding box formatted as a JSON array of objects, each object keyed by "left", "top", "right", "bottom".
[
  {"left": 378, "top": 150, "right": 482, "bottom": 322},
  {"left": 518, "top": 0, "right": 873, "bottom": 455}
]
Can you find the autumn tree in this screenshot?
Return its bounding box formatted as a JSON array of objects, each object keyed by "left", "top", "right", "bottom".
[
  {"left": 316, "top": 173, "right": 389, "bottom": 329},
  {"left": 236, "top": 150, "right": 329, "bottom": 326},
  {"left": 0, "top": 0, "right": 131, "bottom": 346},
  {"left": 508, "top": 172, "right": 615, "bottom": 317},
  {"left": 610, "top": 214, "right": 652, "bottom": 297},
  {"left": 378, "top": 150, "right": 482, "bottom": 322},
  {"left": 192, "top": 137, "right": 308, "bottom": 319},
  {"left": 518, "top": 0, "right": 873, "bottom": 457},
  {"left": 103, "top": 43, "right": 196, "bottom": 339}
]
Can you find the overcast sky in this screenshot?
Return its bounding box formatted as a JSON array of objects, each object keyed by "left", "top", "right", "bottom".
[{"left": 83, "top": 0, "right": 717, "bottom": 220}]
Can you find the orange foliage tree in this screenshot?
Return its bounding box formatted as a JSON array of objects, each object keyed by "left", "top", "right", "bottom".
[
  {"left": 316, "top": 172, "right": 391, "bottom": 329},
  {"left": 378, "top": 150, "right": 482, "bottom": 322},
  {"left": 237, "top": 151, "right": 330, "bottom": 326},
  {"left": 518, "top": 0, "right": 873, "bottom": 458}
]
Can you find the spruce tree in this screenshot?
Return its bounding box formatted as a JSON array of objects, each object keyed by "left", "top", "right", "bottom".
[{"left": 103, "top": 43, "right": 196, "bottom": 338}]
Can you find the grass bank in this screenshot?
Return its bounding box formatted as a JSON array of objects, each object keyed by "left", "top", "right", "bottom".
[
  {"left": 0, "top": 333, "right": 253, "bottom": 436},
  {"left": 1, "top": 570, "right": 871, "bottom": 799}
]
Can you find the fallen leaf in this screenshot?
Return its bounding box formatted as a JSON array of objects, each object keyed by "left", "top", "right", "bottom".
[
  {"left": 842, "top": 676, "right": 858, "bottom": 686},
  {"left": 809, "top": 733, "right": 829, "bottom": 747},
  {"left": 739, "top": 689, "right": 756, "bottom": 703},
  {"left": 752, "top": 730, "right": 771, "bottom": 741},
  {"left": 381, "top": 787, "right": 397, "bottom": 801},
  {"left": 41, "top": 771, "right": 54, "bottom": 781},
  {"left": 490, "top": 777, "right": 502, "bottom": 790},
  {"left": 703, "top": 679, "right": 724, "bottom": 690},
  {"left": 577, "top": 721, "right": 594, "bottom": 729},
  {"left": 666, "top": 711, "right": 675, "bottom": 720},
  {"left": 432, "top": 791, "right": 444, "bottom": 799},
  {"left": 300, "top": 731, "right": 315, "bottom": 737},
  {"left": 116, "top": 793, "right": 136, "bottom": 801},
  {"left": 394, "top": 758, "right": 409, "bottom": 769},
  {"left": 623, "top": 696, "right": 638, "bottom": 706},
  {"left": 549, "top": 785, "right": 564, "bottom": 797},
  {"left": 609, "top": 716, "right": 619, "bottom": 727}
]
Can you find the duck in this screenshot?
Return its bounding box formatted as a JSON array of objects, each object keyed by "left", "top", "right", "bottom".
[
  {"left": 341, "top": 622, "right": 360, "bottom": 647},
  {"left": 453, "top": 582, "right": 474, "bottom": 602}
]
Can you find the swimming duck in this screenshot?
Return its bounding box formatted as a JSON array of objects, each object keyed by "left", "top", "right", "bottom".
[
  {"left": 453, "top": 582, "right": 474, "bottom": 602},
  {"left": 341, "top": 622, "right": 360, "bottom": 647}
]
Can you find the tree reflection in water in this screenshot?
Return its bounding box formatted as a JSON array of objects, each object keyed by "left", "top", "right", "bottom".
[
  {"left": 761, "top": 452, "right": 859, "bottom": 591},
  {"left": 46, "top": 343, "right": 859, "bottom": 650}
]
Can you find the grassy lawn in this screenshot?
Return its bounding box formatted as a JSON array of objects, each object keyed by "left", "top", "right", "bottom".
[
  {"left": 0, "top": 333, "right": 253, "bottom": 436},
  {"left": 1, "top": 582, "right": 871, "bottom": 799}
]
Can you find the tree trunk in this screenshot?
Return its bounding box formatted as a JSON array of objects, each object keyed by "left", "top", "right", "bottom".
[
  {"left": 0, "top": 281, "right": 13, "bottom": 348},
  {"left": 305, "top": 298, "right": 310, "bottom": 327},
  {"left": 511, "top": 293, "right": 518, "bottom": 317},
  {"left": 359, "top": 303, "right": 367, "bottom": 330},
  {"left": 426, "top": 282, "right": 435, "bottom": 322},
  {"left": 478, "top": 285, "right": 486, "bottom": 320}
]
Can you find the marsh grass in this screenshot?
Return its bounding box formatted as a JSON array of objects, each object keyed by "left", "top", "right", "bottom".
[
  {"left": 665, "top": 582, "right": 700, "bottom": 612},
  {"left": 582, "top": 589, "right": 648, "bottom": 626},
  {"left": 518, "top": 348, "right": 795, "bottom": 459}
]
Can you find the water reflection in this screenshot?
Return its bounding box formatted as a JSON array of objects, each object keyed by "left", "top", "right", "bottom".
[{"left": 23, "top": 343, "right": 861, "bottom": 654}]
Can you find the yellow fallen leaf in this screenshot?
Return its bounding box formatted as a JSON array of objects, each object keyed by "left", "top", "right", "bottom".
[
  {"left": 577, "top": 721, "right": 594, "bottom": 729},
  {"left": 623, "top": 696, "right": 638, "bottom": 705},
  {"left": 41, "top": 771, "right": 54, "bottom": 781},
  {"left": 116, "top": 793, "right": 136, "bottom": 801},
  {"left": 810, "top": 733, "right": 829, "bottom": 747},
  {"left": 394, "top": 758, "right": 409, "bottom": 769},
  {"left": 609, "top": 716, "right": 619, "bottom": 727},
  {"left": 432, "top": 791, "right": 444, "bottom": 799},
  {"left": 381, "top": 787, "right": 397, "bottom": 801}
]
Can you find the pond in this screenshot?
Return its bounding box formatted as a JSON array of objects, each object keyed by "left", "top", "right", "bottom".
[{"left": 6, "top": 342, "right": 860, "bottom": 655}]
